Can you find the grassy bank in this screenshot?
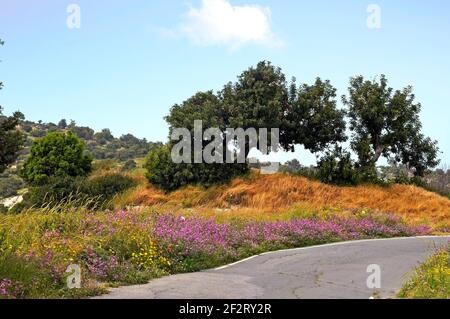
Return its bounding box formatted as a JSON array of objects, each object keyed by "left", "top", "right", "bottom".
[
  {"left": 398, "top": 246, "right": 450, "bottom": 299},
  {"left": 0, "top": 207, "right": 430, "bottom": 299},
  {"left": 114, "top": 173, "right": 450, "bottom": 230}
]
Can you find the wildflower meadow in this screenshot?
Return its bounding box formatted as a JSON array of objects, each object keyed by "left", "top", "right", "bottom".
[{"left": 0, "top": 207, "right": 430, "bottom": 299}]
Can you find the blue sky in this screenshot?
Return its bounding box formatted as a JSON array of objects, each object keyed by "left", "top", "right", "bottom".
[{"left": 1, "top": 0, "right": 449, "bottom": 165}]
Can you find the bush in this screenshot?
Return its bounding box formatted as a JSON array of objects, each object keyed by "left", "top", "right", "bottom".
[
  {"left": 19, "top": 174, "right": 136, "bottom": 211},
  {"left": 0, "top": 107, "right": 25, "bottom": 174},
  {"left": 144, "top": 144, "right": 248, "bottom": 192},
  {"left": 81, "top": 174, "right": 136, "bottom": 201},
  {"left": 394, "top": 175, "right": 427, "bottom": 188},
  {"left": 0, "top": 204, "right": 8, "bottom": 214},
  {"left": 92, "top": 159, "right": 118, "bottom": 172},
  {"left": 0, "top": 176, "right": 24, "bottom": 198},
  {"left": 23, "top": 176, "right": 82, "bottom": 209},
  {"left": 8, "top": 201, "right": 27, "bottom": 214},
  {"left": 279, "top": 160, "right": 319, "bottom": 180},
  {"left": 144, "top": 144, "right": 194, "bottom": 191},
  {"left": 21, "top": 132, "right": 92, "bottom": 185},
  {"left": 122, "top": 160, "right": 137, "bottom": 172},
  {"left": 317, "top": 146, "right": 359, "bottom": 185}
]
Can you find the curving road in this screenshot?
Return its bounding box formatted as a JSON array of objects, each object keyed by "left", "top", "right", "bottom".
[{"left": 95, "top": 236, "right": 449, "bottom": 299}]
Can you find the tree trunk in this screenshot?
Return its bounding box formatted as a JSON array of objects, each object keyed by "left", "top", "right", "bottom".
[{"left": 373, "top": 145, "right": 384, "bottom": 163}]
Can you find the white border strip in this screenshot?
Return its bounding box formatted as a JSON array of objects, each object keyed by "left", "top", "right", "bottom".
[{"left": 214, "top": 236, "right": 450, "bottom": 270}]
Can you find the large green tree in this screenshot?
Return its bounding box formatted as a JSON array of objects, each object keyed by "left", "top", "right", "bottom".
[
  {"left": 0, "top": 39, "right": 25, "bottom": 173},
  {"left": 21, "top": 131, "right": 93, "bottom": 184},
  {"left": 0, "top": 107, "right": 24, "bottom": 173},
  {"left": 342, "top": 75, "right": 439, "bottom": 177},
  {"left": 282, "top": 78, "right": 347, "bottom": 153},
  {"left": 223, "top": 61, "right": 288, "bottom": 138},
  {"left": 148, "top": 61, "right": 347, "bottom": 191},
  {"left": 166, "top": 61, "right": 346, "bottom": 158},
  {"left": 161, "top": 91, "right": 248, "bottom": 190}
]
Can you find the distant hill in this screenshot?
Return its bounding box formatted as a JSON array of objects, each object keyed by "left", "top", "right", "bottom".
[
  {"left": 0, "top": 118, "right": 162, "bottom": 200},
  {"left": 17, "top": 119, "right": 162, "bottom": 162}
]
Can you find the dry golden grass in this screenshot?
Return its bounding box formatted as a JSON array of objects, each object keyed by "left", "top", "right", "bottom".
[{"left": 114, "top": 173, "right": 450, "bottom": 228}]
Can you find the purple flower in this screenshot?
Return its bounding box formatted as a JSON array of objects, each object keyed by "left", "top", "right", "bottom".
[{"left": 149, "top": 212, "right": 430, "bottom": 257}]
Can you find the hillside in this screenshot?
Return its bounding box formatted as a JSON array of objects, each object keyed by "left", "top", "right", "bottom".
[
  {"left": 116, "top": 172, "right": 450, "bottom": 229},
  {"left": 17, "top": 119, "right": 162, "bottom": 162},
  {"left": 0, "top": 118, "right": 162, "bottom": 200}
]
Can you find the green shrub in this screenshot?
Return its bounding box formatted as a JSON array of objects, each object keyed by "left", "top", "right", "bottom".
[
  {"left": 20, "top": 131, "right": 92, "bottom": 185},
  {"left": 392, "top": 171, "right": 411, "bottom": 185},
  {"left": 8, "top": 201, "right": 27, "bottom": 214},
  {"left": 317, "top": 146, "right": 359, "bottom": 185},
  {"left": 92, "top": 159, "right": 118, "bottom": 172},
  {"left": 18, "top": 174, "right": 136, "bottom": 211},
  {"left": 24, "top": 176, "right": 82, "bottom": 208},
  {"left": 144, "top": 144, "right": 248, "bottom": 192},
  {"left": 392, "top": 174, "right": 443, "bottom": 195},
  {"left": 0, "top": 107, "right": 25, "bottom": 174},
  {"left": 0, "top": 176, "right": 25, "bottom": 198},
  {"left": 280, "top": 161, "right": 319, "bottom": 180},
  {"left": 122, "top": 159, "right": 137, "bottom": 172},
  {"left": 81, "top": 174, "right": 136, "bottom": 201},
  {"left": 0, "top": 204, "right": 8, "bottom": 214}
]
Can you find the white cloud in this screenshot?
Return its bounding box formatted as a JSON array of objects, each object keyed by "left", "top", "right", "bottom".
[{"left": 174, "top": 0, "right": 281, "bottom": 49}]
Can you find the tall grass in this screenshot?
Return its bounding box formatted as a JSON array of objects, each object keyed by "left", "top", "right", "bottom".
[
  {"left": 114, "top": 173, "right": 450, "bottom": 229},
  {"left": 0, "top": 207, "right": 431, "bottom": 298},
  {"left": 398, "top": 246, "right": 450, "bottom": 299}
]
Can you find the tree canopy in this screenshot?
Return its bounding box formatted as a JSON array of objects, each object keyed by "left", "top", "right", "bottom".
[
  {"left": 147, "top": 62, "right": 440, "bottom": 190},
  {"left": 0, "top": 39, "right": 25, "bottom": 173},
  {"left": 148, "top": 61, "right": 348, "bottom": 190},
  {"left": 282, "top": 78, "right": 347, "bottom": 153},
  {"left": 166, "top": 61, "right": 346, "bottom": 158},
  {"left": 343, "top": 75, "right": 439, "bottom": 177},
  {"left": 21, "top": 131, "right": 93, "bottom": 184},
  {"left": 0, "top": 107, "right": 25, "bottom": 173}
]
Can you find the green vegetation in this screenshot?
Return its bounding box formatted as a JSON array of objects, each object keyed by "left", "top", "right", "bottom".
[
  {"left": 122, "top": 159, "right": 137, "bottom": 172},
  {"left": 146, "top": 62, "right": 440, "bottom": 191},
  {"left": 0, "top": 114, "right": 162, "bottom": 203},
  {"left": 343, "top": 75, "right": 440, "bottom": 180},
  {"left": 0, "top": 39, "right": 26, "bottom": 174},
  {"left": 0, "top": 208, "right": 429, "bottom": 298},
  {"left": 19, "top": 119, "right": 162, "bottom": 162},
  {"left": 20, "top": 132, "right": 92, "bottom": 185},
  {"left": 1, "top": 59, "right": 445, "bottom": 195},
  {"left": 317, "top": 146, "right": 359, "bottom": 186},
  {"left": 153, "top": 62, "right": 347, "bottom": 191},
  {"left": 0, "top": 34, "right": 446, "bottom": 299},
  {"left": 1, "top": 129, "right": 136, "bottom": 212},
  {"left": 144, "top": 144, "right": 248, "bottom": 192},
  {"left": 17, "top": 173, "right": 136, "bottom": 211},
  {"left": 399, "top": 246, "right": 450, "bottom": 299},
  {"left": 0, "top": 173, "right": 24, "bottom": 198},
  {"left": 0, "top": 108, "right": 25, "bottom": 174}
]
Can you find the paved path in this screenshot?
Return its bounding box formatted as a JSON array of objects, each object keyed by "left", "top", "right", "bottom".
[{"left": 95, "top": 236, "right": 449, "bottom": 299}]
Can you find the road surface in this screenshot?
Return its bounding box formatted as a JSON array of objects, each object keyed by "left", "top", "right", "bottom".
[{"left": 95, "top": 236, "right": 449, "bottom": 299}]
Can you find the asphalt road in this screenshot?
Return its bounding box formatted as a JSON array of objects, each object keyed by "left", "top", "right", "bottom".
[{"left": 95, "top": 236, "right": 449, "bottom": 299}]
